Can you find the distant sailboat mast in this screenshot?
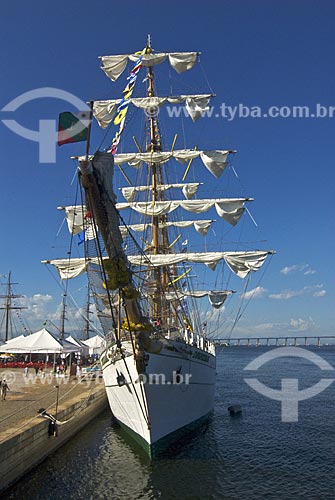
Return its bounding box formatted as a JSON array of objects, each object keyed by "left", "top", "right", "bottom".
[{"left": 0, "top": 271, "right": 28, "bottom": 341}]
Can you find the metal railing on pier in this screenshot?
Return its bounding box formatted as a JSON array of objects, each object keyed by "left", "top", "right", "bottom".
[{"left": 213, "top": 336, "right": 335, "bottom": 348}]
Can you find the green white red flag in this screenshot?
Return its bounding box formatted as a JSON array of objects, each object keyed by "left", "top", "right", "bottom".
[{"left": 58, "top": 111, "right": 91, "bottom": 146}]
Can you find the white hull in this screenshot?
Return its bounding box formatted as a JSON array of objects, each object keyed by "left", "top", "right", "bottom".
[{"left": 101, "top": 340, "right": 216, "bottom": 454}]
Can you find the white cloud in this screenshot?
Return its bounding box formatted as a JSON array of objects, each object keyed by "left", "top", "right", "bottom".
[
  {"left": 0, "top": 294, "right": 55, "bottom": 336},
  {"left": 232, "top": 317, "right": 316, "bottom": 335},
  {"left": 280, "top": 264, "right": 307, "bottom": 275},
  {"left": 269, "top": 284, "right": 325, "bottom": 300},
  {"left": 18, "top": 294, "right": 53, "bottom": 319},
  {"left": 252, "top": 322, "right": 279, "bottom": 332},
  {"left": 269, "top": 290, "right": 298, "bottom": 300},
  {"left": 241, "top": 286, "right": 267, "bottom": 300},
  {"left": 304, "top": 268, "right": 316, "bottom": 275},
  {"left": 289, "top": 317, "right": 315, "bottom": 332},
  {"left": 19, "top": 293, "right": 53, "bottom": 304},
  {"left": 280, "top": 264, "right": 316, "bottom": 275},
  {"left": 230, "top": 321, "right": 290, "bottom": 336}
]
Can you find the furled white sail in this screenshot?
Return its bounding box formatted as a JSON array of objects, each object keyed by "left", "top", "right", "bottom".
[
  {"left": 120, "top": 183, "right": 201, "bottom": 202},
  {"left": 100, "top": 52, "right": 199, "bottom": 81},
  {"left": 61, "top": 206, "right": 86, "bottom": 235},
  {"left": 64, "top": 197, "right": 248, "bottom": 230},
  {"left": 165, "top": 290, "right": 234, "bottom": 309},
  {"left": 42, "top": 257, "right": 102, "bottom": 280},
  {"left": 116, "top": 198, "right": 251, "bottom": 226},
  {"left": 42, "top": 251, "right": 273, "bottom": 280},
  {"left": 224, "top": 252, "right": 270, "bottom": 278},
  {"left": 193, "top": 220, "right": 213, "bottom": 236},
  {"left": 58, "top": 205, "right": 96, "bottom": 239},
  {"left": 120, "top": 220, "right": 214, "bottom": 237},
  {"left": 59, "top": 206, "right": 215, "bottom": 237},
  {"left": 93, "top": 94, "right": 213, "bottom": 128},
  {"left": 128, "top": 251, "right": 272, "bottom": 275},
  {"left": 208, "top": 291, "right": 231, "bottom": 309},
  {"left": 76, "top": 149, "right": 235, "bottom": 179}
]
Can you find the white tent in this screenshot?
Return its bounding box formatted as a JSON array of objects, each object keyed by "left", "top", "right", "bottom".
[
  {"left": 2, "top": 334, "right": 26, "bottom": 347},
  {"left": 82, "top": 335, "right": 105, "bottom": 355},
  {"left": 1, "top": 328, "right": 78, "bottom": 354},
  {"left": 65, "top": 335, "right": 89, "bottom": 355}
]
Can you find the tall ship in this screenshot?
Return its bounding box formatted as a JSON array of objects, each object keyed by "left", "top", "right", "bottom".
[{"left": 43, "top": 37, "right": 274, "bottom": 456}]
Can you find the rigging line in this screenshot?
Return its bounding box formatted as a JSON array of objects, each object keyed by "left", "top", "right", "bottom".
[
  {"left": 227, "top": 274, "right": 252, "bottom": 339},
  {"left": 45, "top": 240, "right": 94, "bottom": 333},
  {"left": 0, "top": 385, "right": 58, "bottom": 425},
  {"left": 121, "top": 297, "right": 137, "bottom": 357},
  {"left": 66, "top": 291, "right": 103, "bottom": 336},
  {"left": 107, "top": 382, "right": 140, "bottom": 430},
  {"left": 199, "top": 61, "right": 215, "bottom": 96},
  {"left": 119, "top": 312, "right": 151, "bottom": 426},
  {"left": 0, "top": 380, "right": 92, "bottom": 444},
  {"left": 0, "top": 386, "right": 75, "bottom": 442},
  {"left": 229, "top": 254, "right": 274, "bottom": 335},
  {"left": 245, "top": 207, "right": 258, "bottom": 227},
  {"left": 84, "top": 189, "right": 118, "bottom": 336},
  {"left": 46, "top": 373, "right": 101, "bottom": 411},
  {"left": 229, "top": 164, "right": 250, "bottom": 198},
  {"left": 180, "top": 103, "right": 187, "bottom": 149},
  {"left": 0, "top": 407, "right": 52, "bottom": 446},
  {"left": 55, "top": 218, "right": 66, "bottom": 238},
  {"left": 138, "top": 377, "right": 150, "bottom": 425},
  {"left": 45, "top": 265, "right": 67, "bottom": 296},
  {"left": 51, "top": 377, "right": 102, "bottom": 425},
  {"left": 59, "top": 178, "right": 81, "bottom": 337},
  {"left": 70, "top": 167, "right": 78, "bottom": 186},
  {"left": 169, "top": 68, "right": 173, "bottom": 96},
  {"left": 117, "top": 164, "right": 133, "bottom": 186},
  {"left": 226, "top": 255, "right": 274, "bottom": 339},
  {"left": 88, "top": 113, "right": 115, "bottom": 152}
]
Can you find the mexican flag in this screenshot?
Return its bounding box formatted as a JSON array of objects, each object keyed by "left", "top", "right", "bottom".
[{"left": 58, "top": 111, "right": 91, "bottom": 146}]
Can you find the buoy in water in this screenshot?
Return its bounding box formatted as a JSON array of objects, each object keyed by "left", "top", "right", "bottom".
[{"left": 228, "top": 404, "right": 242, "bottom": 416}]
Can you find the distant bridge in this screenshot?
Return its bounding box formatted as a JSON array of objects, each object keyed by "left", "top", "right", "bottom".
[{"left": 213, "top": 336, "right": 335, "bottom": 347}]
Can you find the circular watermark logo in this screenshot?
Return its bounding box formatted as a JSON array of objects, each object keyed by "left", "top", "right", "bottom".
[
  {"left": 243, "top": 347, "right": 334, "bottom": 422},
  {"left": 1, "top": 87, "right": 89, "bottom": 163}
]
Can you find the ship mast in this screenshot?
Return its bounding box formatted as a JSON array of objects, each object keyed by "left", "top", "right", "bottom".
[
  {"left": 146, "top": 35, "right": 163, "bottom": 320},
  {"left": 59, "top": 293, "right": 67, "bottom": 340},
  {"left": 145, "top": 36, "right": 179, "bottom": 327},
  {"left": 0, "top": 271, "right": 27, "bottom": 342}
]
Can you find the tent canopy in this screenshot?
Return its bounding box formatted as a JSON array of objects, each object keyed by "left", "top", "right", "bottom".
[
  {"left": 82, "top": 335, "right": 105, "bottom": 355},
  {"left": 1, "top": 328, "right": 79, "bottom": 354},
  {"left": 65, "top": 335, "right": 89, "bottom": 354}
]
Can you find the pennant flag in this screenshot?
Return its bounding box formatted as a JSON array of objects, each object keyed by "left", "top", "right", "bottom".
[
  {"left": 182, "top": 239, "right": 188, "bottom": 246},
  {"left": 109, "top": 49, "right": 146, "bottom": 155},
  {"left": 58, "top": 111, "right": 91, "bottom": 146}
]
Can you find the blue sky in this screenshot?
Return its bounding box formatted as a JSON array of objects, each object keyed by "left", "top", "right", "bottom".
[{"left": 0, "top": 0, "right": 334, "bottom": 339}]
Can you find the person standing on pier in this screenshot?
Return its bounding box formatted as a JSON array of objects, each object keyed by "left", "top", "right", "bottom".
[{"left": 1, "top": 380, "right": 9, "bottom": 400}]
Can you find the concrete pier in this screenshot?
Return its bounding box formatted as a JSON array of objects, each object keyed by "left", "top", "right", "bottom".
[{"left": 0, "top": 368, "right": 108, "bottom": 493}]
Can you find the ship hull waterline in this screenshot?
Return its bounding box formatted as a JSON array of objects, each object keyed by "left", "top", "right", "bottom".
[{"left": 101, "top": 340, "right": 216, "bottom": 457}]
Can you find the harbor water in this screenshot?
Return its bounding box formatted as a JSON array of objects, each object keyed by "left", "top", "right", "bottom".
[{"left": 4, "top": 345, "right": 335, "bottom": 499}]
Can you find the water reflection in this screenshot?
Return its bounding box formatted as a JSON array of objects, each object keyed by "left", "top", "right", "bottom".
[
  {"left": 6, "top": 348, "right": 335, "bottom": 499},
  {"left": 6, "top": 410, "right": 224, "bottom": 500}
]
